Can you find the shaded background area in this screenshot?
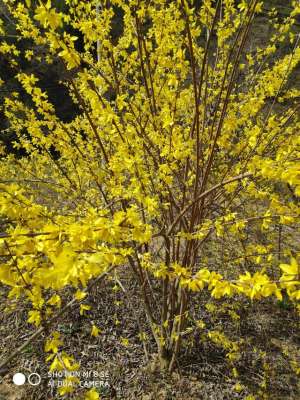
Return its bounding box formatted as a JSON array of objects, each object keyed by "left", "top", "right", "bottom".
[{"left": 0, "top": 0, "right": 299, "bottom": 158}]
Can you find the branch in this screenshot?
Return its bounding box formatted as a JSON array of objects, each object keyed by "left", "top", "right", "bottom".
[
  {"left": 0, "top": 266, "right": 116, "bottom": 373},
  {"left": 167, "top": 173, "right": 252, "bottom": 235}
]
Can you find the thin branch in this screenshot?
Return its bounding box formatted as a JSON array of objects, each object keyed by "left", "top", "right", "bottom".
[
  {"left": 167, "top": 173, "right": 252, "bottom": 235},
  {"left": 0, "top": 266, "right": 116, "bottom": 372}
]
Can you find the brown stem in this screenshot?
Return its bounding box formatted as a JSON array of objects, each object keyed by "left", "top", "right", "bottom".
[{"left": 0, "top": 266, "right": 116, "bottom": 372}]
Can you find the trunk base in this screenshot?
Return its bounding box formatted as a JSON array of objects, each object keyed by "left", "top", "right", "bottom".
[{"left": 159, "top": 348, "right": 172, "bottom": 371}]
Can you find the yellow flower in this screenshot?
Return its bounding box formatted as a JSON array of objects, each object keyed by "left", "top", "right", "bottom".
[
  {"left": 80, "top": 304, "right": 91, "bottom": 315},
  {"left": 120, "top": 337, "right": 129, "bottom": 347},
  {"left": 27, "top": 310, "right": 41, "bottom": 327},
  {"left": 84, "top": 388, "right": 100, "bottom": 400},
  {"left": 74, "top": 290, "right": 87, "bottom": 301},
  {"left": 45, "top": 332, "right": 63, "bottom": 354},
  {"left": 91, "top": 324, "right": 101, "bottom": 337},
  {"left": 47, "top": 294, "right": 61, "bottom": 308},
  {"left": 280, "top": 257, "right": 299, "bottom": 280}
]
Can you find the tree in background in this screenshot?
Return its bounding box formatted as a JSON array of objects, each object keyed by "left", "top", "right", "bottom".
[{"left": 0, "top": 0, "right": 299, "bottom": 397}]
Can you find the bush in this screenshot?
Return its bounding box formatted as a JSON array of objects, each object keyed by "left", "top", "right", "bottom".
[{"left": 0, "top": 0, "right": 299, "bottom": 397}]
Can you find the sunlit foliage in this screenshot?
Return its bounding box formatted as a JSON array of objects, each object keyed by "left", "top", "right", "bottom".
[{"left": 0, "top": 0, "right": 299, "bottom": 396}]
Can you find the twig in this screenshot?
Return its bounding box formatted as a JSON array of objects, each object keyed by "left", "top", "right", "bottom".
[
  {"left": 167, "top": 173, "right": 252, "bottom": 235},
  {"left": 0, "top": 266, "right": 116, "bottom": 372}
]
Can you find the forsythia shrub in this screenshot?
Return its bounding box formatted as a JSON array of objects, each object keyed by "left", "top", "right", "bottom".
[{"left": 0, "top": 0, "right": 299, "bottom": 396}]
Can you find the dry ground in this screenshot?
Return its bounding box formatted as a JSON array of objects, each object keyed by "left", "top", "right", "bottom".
[{"left": 0, "top": 272, "right": 299, "bottom": 400}]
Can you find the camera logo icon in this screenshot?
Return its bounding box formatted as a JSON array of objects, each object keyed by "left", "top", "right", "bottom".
[
  {"left": 12, "top": 373, "right": 26, "bottom": 386},
  {"left": 13, "top": 372, "right": 41, "bottom": 386}
]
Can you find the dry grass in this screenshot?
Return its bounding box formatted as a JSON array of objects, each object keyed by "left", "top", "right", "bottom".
[{"left": 0, "top": 272, "right": 299, "bottom": 400}]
